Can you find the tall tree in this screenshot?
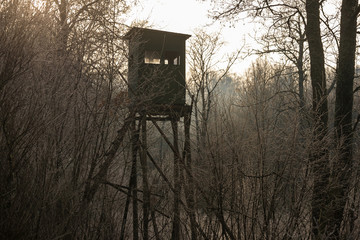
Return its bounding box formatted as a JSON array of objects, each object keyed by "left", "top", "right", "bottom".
[
  {"left": 254, "top": 0, "right": 309, "bottom": 109},
  {"left": 188, "top": 29, "right": 239, "bottom": 153},
  {"left": 332, "top": 0, "right": 358, "bottom": 238},
  {"left": 305, "top": 0, "right": 331, "bottom": 237}
]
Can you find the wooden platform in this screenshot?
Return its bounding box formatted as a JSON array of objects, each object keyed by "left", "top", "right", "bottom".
[{"left": 132, "top": 104, "right": 191, "bottom": 121}]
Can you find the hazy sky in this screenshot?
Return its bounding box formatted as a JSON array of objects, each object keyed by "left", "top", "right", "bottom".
[
  {"left": 127, "top": 0, "right": 259, "bottom": 74},
  {"left": 127, "top": 0, "right": 340, "bottom": 75},
  {"left": 129, "top": 0, "right": 210, "bottom": 34}
]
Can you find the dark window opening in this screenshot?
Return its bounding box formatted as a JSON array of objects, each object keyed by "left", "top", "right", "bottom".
[{"left": 164, "top": 51, "right": 180, "bottom": 65}]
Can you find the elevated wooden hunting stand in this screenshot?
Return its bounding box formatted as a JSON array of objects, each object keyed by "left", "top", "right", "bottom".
[{"left": 124, "top": 27, "right": 194, "bottom": 240}]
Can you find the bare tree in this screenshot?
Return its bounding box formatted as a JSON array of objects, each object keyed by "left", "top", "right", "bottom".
[
  {"left": 255, "top": 1, "right": 309, "bottom": 109},
  {"left": 0, "top": 0, "right": 38, "bottom": 92},
  {"left": 188, "top": 29, "right": 239, "bottom": 153},
  {"left": 332, "top": 0, "right": 359, "bottom": 237}
]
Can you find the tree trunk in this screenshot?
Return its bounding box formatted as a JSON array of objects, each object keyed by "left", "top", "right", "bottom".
[
  {"left": 171, "top": 119, "right": 181, "bottom": 240},
  {"left": 333, "top": 0, "right": 358, "bottom": 238},
  {"left": 140, "top": 115, "right": 150, "bottom": 240},
  {"left": 184, "top": 107, "right": 197, "bottom": 240},
  {"left": 305, "top": 0, "right": 331, "bottom": 238}
]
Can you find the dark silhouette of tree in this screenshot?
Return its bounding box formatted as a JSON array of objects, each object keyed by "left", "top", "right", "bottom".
[
  {"left": 305, "top": 0, "right": 331, "bottom": 237},
  {"left": 332, "top": 0, "right": 358, "bottom": 238}
]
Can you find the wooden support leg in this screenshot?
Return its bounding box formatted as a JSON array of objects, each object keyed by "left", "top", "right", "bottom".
[
  {"left": 140, "top": 115, "right": 150, "bottom": 240},
  {"left": 131, "top": 120, "right": 139, "bottom": 240},
  {"left": 171, "top": 119, "right": 181, "bottom": 240}
]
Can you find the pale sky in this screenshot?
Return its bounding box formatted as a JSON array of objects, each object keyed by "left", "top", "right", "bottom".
[
  {"left": 127, "top": 0, "right": 259, "bottom": 74},
  {"left": 129, "top": 0, "right": 210, "bottom": 34},
  {"left": 127, "top": 0, "right": 342, "bottom": 75}
]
